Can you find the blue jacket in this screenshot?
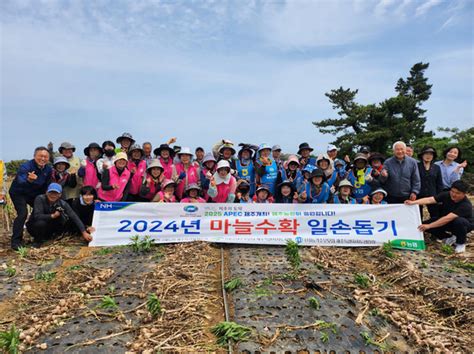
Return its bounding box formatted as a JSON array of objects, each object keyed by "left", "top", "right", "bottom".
[
  {"left": 301, "top": 182, "right": 330, "bottom": 204},
  {"left": 9, "top": 160, "right": 52, "bottom": 198}
]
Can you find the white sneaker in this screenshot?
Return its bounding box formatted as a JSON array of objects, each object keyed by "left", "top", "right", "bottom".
[
  {"left": 455, "top": 244, "right": 466, "bottom": 253},
  {"left": 444, "top": 235, "right": 457, "bottom": 246}
]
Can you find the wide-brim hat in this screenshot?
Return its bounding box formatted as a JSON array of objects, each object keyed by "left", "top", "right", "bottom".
[
  {"left": 154, "top": 144, "right": 175, "bottom": 157},
  {"left": 216, "top": 160, "right": 231, "bottom": 171},
  {"left": 162, "top": 179, "right": 176, "bottom": 189},
  {"left": 298, "top": 142, "right": 314, "bottom": 154},
  {"left": 116, "top": 132, "right": 135, "bottom": 145},
  {"left": 178, "top": 147, "right": 194, "bottom": 157},
  {"left": 285, "top": 154, "right": 300, "bottom": 167},
  {"left": 128, "top": 143, "right": 144, "bottom": 157},
  {"left": 202, "top": 152, "right": 217, "bottom": 164},
  {"left": 338, "top": 179, "right": 354, "bottom": 189},
  {"left": 310, "top": 168, "right": 325, "bottom": 180},
  {"left": 59, "top": 142, "right": 76, "bottom": 153},
  {"left": 185, "top": 183, "right": 201, "bottom": 192},
  {"left": 258, "top": 143, "right": 272, "bottom": 153},
  {"left": 84, "top": 143, "right": 103, "bottom": 157},
  {"left": 53, "top": 156, "right": 71, "bottom": 169},
  {"left": 317, "top": 154, "right": 331, "bottom": 165},
  {"left": 418, "top": 146, "right": 437, "bottom": 160},
  {"left": 278, "top": 179, "right": 294, "bottom": 189},
  {"left": 147, "top": 159, "right": 164, "bottom": 172},
  {"left": 114, "top": 152, "right": 128, "bottom": 163},
  {"left": 353, "top": 153, "right": 368, "bottom": 163},
  {"left": 368, "top": 153, "right": 385, "bottom": 164},
  {"left": 238, "top": 144, "right": 255, "bottom": 158},
  {"left": 218, "top": 143, "right": 236, "bottom": 155},
  {"left": 256, "top": 185, "right": 271, "bottom": 195}
]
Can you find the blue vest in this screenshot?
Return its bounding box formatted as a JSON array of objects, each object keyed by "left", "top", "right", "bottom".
[
  {"left": 333, "top": 194, "right": 356, "bottom": 204},
  {"left": 347, "top": 167, "right": 373, "bottom": 200},
  {"left": 260, "top": 161, "right": 278, "bottom": 194},
  {"left": 280, "top": 167, "right": 302, "bottom": 189},
  {"left": 326, "top": 172, "right": 337, "bottom": 187},
  {"left": 301, "top": 182, "right": 330, "bottom": 204},
  {"left": 236, "top": 160, "right": 256, "bottom": 196}
]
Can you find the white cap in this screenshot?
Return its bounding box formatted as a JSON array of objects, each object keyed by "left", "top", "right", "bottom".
[{"left": 327, "top": 144, "right": 338, "bottom": 152}]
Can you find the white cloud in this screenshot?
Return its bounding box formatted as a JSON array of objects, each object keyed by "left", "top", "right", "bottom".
[{"left": 415, "top": 0, "right": 443, "bottom": 17}]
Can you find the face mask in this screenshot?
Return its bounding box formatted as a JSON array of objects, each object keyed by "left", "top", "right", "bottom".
[{"left": 104, "top": 150, "right": 115, "bottom": 157}]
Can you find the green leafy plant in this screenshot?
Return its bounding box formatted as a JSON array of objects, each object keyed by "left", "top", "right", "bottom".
[
  {"left": 285, "top": 240, "right": 301, "bottom": 272},
  {"left": 146, "top": 293, "right": 162, "bottom": 317},
  {"left": 452, "top": 260, "right": 474, "bottom": 272},
  {"left": 129, "top": 235, "right": 154, "bottom": 253},
  {"left": 320, "top": 331, "right": 329, "bottom": 343},
  {"left": 420, "top": 259, "right": 428, "bottom": 269},
  {"left": 98, "top": 295, "right": 118, "bottom": 310},
  {"left": 224, "top": 278, "right": 243, "bottom": 292},
  {"left": 369, "top": 308, "right": 381, "bottom": 316},
  {"left": 35, "top": 271, "right": 57, "bottom": 282},
  {"left": 67, "top": 265, "right": 83, "bottom": 271},
  {"left": 381, "top": 242, "right": 395, "bottom": 258},
  {"left": 211, "top": 321, "right": 251, "bottom": 346},
  {"left": 354, "top": 273, "right": 371, "bottom": 288},
  {"left": 6, "top": 266, "right": 16, "bottom": 277},
  {"left": 308, "top": 297, "right": 320, "bottom": 310},
  {"left": 441, "top": 244, "right": 454, "bottom": 255},
  {"left": 254, "top": 286, "right": 273, "bottom": 298},
  {"left": 360, "top": 331, "right": 392, "bottom": 351},
  {"left": 0, "top": 324, "right": 20, "bottom": 354},
  {"left": 315, "top": 262, "right": 325, "bottom": 270},
  {"left": 94, "top": 247, "right": 114, "bottom": 256},
  {"left": 443, "top": 266, "right": 455, "bottom": 273},
  {"left": 153, "top": 246, "right": 166, "bottom": 260},
  {"left": 315, "top": 320, "right": 337, "bottom": 334},
  {"left": 16, "top": 247, "right": 28, "bottom": 259}
]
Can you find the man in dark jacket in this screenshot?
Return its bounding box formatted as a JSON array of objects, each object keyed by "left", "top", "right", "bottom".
[
  {"left": 26, "top": 183, "right": 93, "bottom": 247},
  {"left": 405, "top": 180, "right": 473, "bottom": 254},
  {"left": 9, "top": 146, "right": 52, "bottom": 250}
]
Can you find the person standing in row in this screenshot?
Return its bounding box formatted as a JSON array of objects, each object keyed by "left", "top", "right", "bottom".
[
  {"left": 380, "top": 141, "right": 420, "bottom": 204},
  {"left": 417, "top": 146, "right": 443, "bottom": 219},
  {"left": 9, "top": 147, "right": 52, "bottom": 250},
  {"left": 435, "top": 146, "right": 467, "bottom": 190}
]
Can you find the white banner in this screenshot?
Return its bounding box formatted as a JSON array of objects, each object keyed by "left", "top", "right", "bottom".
[{"left": 90, "top": 202, "right": 424, "bottom": 250}]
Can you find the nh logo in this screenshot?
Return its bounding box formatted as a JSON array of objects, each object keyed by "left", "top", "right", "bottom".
[{"left": 100, "top": 203, "right": 114, "bottom": 209}]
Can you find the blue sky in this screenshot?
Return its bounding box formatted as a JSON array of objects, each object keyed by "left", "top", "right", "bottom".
[{"left": 1, "top": 0, "right": 473, "bottom": 161}]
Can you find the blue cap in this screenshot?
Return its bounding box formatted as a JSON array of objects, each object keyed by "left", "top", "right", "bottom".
[{"left": 47, "top": 183, "right": 62, "bottom": 194}]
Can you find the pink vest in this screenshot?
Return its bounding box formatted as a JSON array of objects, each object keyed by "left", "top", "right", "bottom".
[
  {"left": 98, "top": 167, "right": 131, "bottom": 201},
  {"left": 180, "top": 197, "right": 206, "bottom": 203},
  {"left": 143, "top": 174, "right": 161, "bottom": 201},
  {"left": 160, "top": 158, "right": 175, "bottom": 180},
  {"left": 83, "top": 159, "right": 99, "bottom": 188},
  {"left": 212, "top": 176, "right": 237, "bottom": 203},
  {"left": 128, "top": 159, "right": 147, "bottom": 195},
  {"left": 175, "top": 163, "right": 199, "bottom": 200}
]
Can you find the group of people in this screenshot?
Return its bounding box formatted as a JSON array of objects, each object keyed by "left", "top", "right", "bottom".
[{"left": 4, "top": 132, "right": 472, "bottom": 253}]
